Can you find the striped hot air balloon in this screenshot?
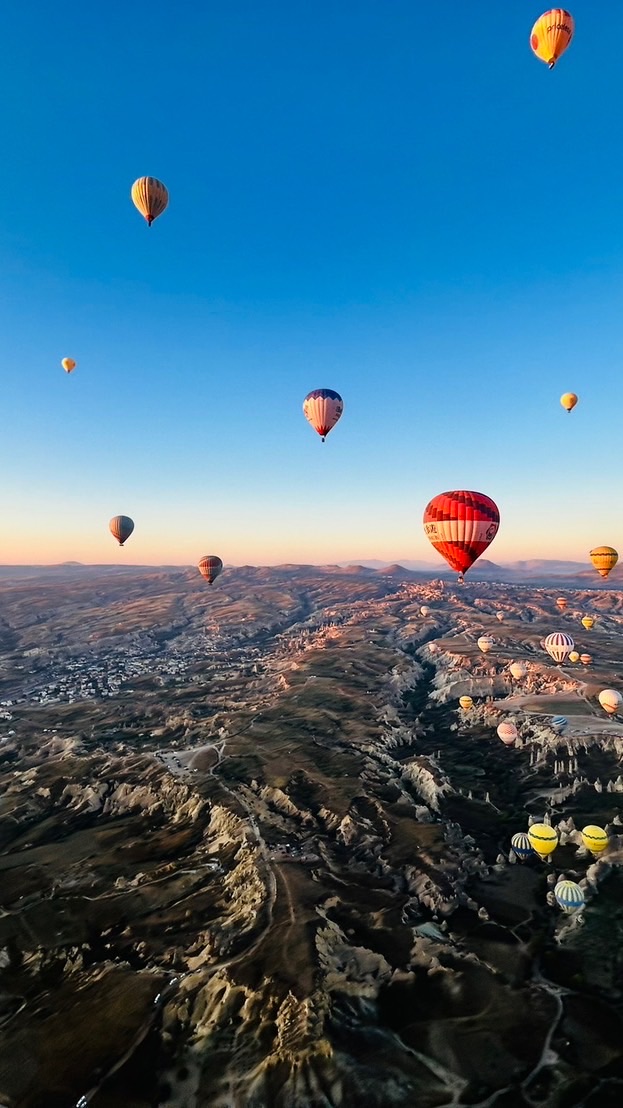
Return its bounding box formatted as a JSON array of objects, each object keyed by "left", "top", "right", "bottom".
[
  {"left": 551, "top": 716, "right": 568, "bottom": 733},
  {"left": 197, "top": 555, "right": 223, "bottom": 585},
  {"left": 543, "top": 632, "right": 574, "bottom": 664},
  {"left": 590, "top": 547, "right": 618, "bottom": 579},
  {"left": 581, "top": 617, "right": 594, "bottom": 631},
  {"left": 303, "top": 389, "right": 343, "bottom": 442},
  {"left": 511, "top": 832, "right": 533, "bottom": 862},
  {"left": 497, "top": 721, "right": 518, "bottom": 746},
  {"left": 423, "top": 490, "right": 500, "bottom": 584},
  {"left": 554, "top": 880, "right": 584, "bottom": 914},
  {"left": 527, "top": 823, "right": 558, "bottom": 861},
  {"left": 131, "top": 176, "right": 169, "bottom": 226},
  {"left": 109, "top": 515, "right": 134, "bottom": 547},
  {"left": 459, "top": 696, "right": 473, "bottom": 711},
  {"left": 580, "top": 653, "right": 592, "bottom": 666},
  {"left": 556, "top": 596, "right": 569, "bottom": 612},
  {"left": 530, "top": 9, "right": 575, "bottom": 69},
  {"left": 581, "top": 825, "right": 608, "bottom": 857}
]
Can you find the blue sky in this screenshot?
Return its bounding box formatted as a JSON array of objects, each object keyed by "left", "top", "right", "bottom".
[{"left": 1, "top": 0, "right": 621, "bottom": 567}]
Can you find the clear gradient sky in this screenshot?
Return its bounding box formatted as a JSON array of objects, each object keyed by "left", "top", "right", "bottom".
[{"left": 1, "top": 1, "right": 622, "bottom": 567}]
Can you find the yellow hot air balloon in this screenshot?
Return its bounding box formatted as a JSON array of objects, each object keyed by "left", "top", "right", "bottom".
[
  {"left": 590, "top": 547, "right": 618, "bottom": 579},
  {"left": 459, "top": 696, "right": 473, "bottom": 711},
  {"left": 527, "top": 823, "right": 558, "bottom": 861},
  {"left": 581, "top": 617, "right": 594, "bottom": 631},
  {"left": 62, "top": 358, "right": 76, "bottom": 374},
  {"left": 131, "top": 177, "right": 169, "bottom": 226},
  {"left": 568, "top": 650, "right": 580, "bottom": 663},
  {"left": 580, "top": 825, "right": 608, "bottom": 857},
  {"left": 560, "top": 391, "right": 578, "bottom": 413},
  {"left": 531, "top": 9, "right": 575, "bottom": 69}
]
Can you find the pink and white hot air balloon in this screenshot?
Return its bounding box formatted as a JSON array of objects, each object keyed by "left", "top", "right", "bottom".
[
  {"left": 543, "top": 632, "right": 574, "bottom": 664},
  {"left": 303, "top": 388, "right": 343, "bottom": 442},
  {"left": 497, "top": 721, "right": 518, "bottom": 746}
]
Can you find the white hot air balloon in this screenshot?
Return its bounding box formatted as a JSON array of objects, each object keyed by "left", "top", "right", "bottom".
[
  {"left": 598, "top": 689, "right": 622, "bottom": 716},
  {"left": 543, "top": 632, "right": 574, "bottom": 665},
  {"left": 509, "top": 662, "right": 527, "bottom": 681},
  {"left": 420, "top": 606, "right": 431, "bottom": 617},
  {"left": 496, "top": 611, "right": 505, "bottom": 622},
  {"left": 478, "top": 635, "right": 495, "bottom": 654}
]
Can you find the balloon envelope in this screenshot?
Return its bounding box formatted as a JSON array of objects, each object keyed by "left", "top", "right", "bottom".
[
  {"left": 556, "top": 596, "right": 568, "bottom": 611},
  {"left": 458, "top": 696, "right": 473, "bottom": 711},
  {"left": 61, "top": 357, "right": 76, "bottom": 373},
  {"left": 197, "top": 555, "right": 223, "bottom": 585},
  {"left": 598, "top": 689, "right": 622, "bottom": 716},
  {"left": 509, "top": 661, "right": 527, "bottom": 680},
  {"left": 511, "top": 832, "right": 533, "bottom": 861},
  {"left": 568, "top": 651, "right": 580, "bottom": 663},
  {"left": 554, "top": 879, "right": 584, "bottom": 914},
  {"left": 527, "top": 823, "right": 558, "bottom": 860},
  {"left": 551, "top": 716, "right": 568, "bottom": 733},
  {"left": 581, "top": 617, "right": 594, "bottom": 630},
  {"left": 590, "top": 547, "right": 618, "bottom": 579},
  {"left": 131, "top": 176, "right": 169, "bottom": 225},
  {"left": 423, "top": 490, "right": 500, "bottom": 580},
  {"left": 303, "top": 389, "right": 343, "bottom": 441},
  {"left": 478, "top": 635, "right": 495, "bottom": 654},
  {"left": 531, "top": 9, "right": 575, "bottom": 68},
  {"left": 543, "top": 632, "right": 574, "bottom": 664},
  {"left": 496, "top": 611, "right": 505, "bottom": 622},
  {"left": 560, "top": 391, "right": 578, "bottom": 412},
  {"left": 109, "top": 515, "right": 134, "bottom": 546},
  {"left": 420, "top": 606, "right": 431, "bottom": 617},
  {"left": 497, "top": 721, "right": 518, "bottom": 745},
  {"left": 581, "top": 825, "right": 608, "bottom": 855},
  {"left": 580, "top": 653, "right": 592, "bottom": 665}
]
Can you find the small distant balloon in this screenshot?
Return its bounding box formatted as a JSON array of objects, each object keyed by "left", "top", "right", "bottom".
[
  {"left": 509, "top": 661, "right": 527, "bottom": 681},
  {"left": 560, "top": 391, "right": 578, "bottom": 413},
  {"left": 459, "top": 695, "right": 473, "bottom": 711},
  {"left": 556, "top": 596, "right": 568, "bottom": 612},
  {"left": 62, "top": 358, "right": 76, "bottom": 374},
  {"left": 554, "top": 879, "right": 584, "bottom": 914},
  {"left": 581, "top": 825, "right": 608, "bottom": 857},
  {"left": 511, "top": 832, "right": 533, "bottom": 862},
  {"left": 303, "top": 389, "right": 344, "bottom": 442},
  {"left": 497, "top": 721, "right": 518, "bottom": 746},
  {"left": 581, "top": 616, "right": 594, "bottom": 631},
  {"left": 598, "top": 688, "right": 622, "bottom": 716},
  {"left": 496, "top": 611, "right": 505, "bottom": 622},
  {"left": 580, "top": 653, "right": 592, "bottom": 666},
  {"left": 131, "top": 176, "right": 169, "bottom": 226},
  {"left": 568, "top": 650, "right": 580, "bottom": 663},
  {"left": 478, "top": 635, "right": 495, "bottom": 654},
  {"left": 531, "top": 9, "right": 575, "bottom": 69},
  {"left": 590, "top": 547, "right": 618, "bottom": 579},
  {"left": 197, "top": 555, "right": 223, "bottom": 585},
  {"left": 109, "top": 515, "right": 134, "bottom": 547},
  {"left": 543, "top": 632, "right": 574, "bottom": 664},
  {"left": 527, "top": 823, "right": 558, "bottom": 861},
  {"left": 420, "top": 606, "right": 431, "bottom": 617},
  {"left": 551, "top": 715, "right": 568, "bottom": 733}
]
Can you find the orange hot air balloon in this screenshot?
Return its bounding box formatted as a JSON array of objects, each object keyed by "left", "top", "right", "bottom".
[
  {"left": 590, "top": 546, "right": 618, "bottom": 579},
  {"left": 560, "top": 392, "right": 578, "bottom": 413},
  {"left": 423, "top": 490, "right": 500, "bottom": 583},
  {"left": 556, "top": 596, "right": 568, "bottom": 612},
  {"left": 61, "top": 357, "right": 76, "bottom": 374},
  {"left": 580, "top": 653, "right": 592, "bottom": 665},
  {"left": 109, "top": 515, "right": 134, "bottom": 547},
  {"left": 530, "top": 9, "right": 574, "bottom": 69},
  {"left": 198, "top": 555, "right": 223, "bottom": 585},
  {"left": 131, "top": 177, "right": 169, "bottom": 226}
]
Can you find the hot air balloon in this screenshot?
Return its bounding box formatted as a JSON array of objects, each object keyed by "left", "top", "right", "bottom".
[
  {"left": 556, "top": 596, "right": 568, "bottom": 612},
  {"left": 478, "top": 635, "right": 495, "bottom": 654},
  {"left": 109, "top": 515, "right": 134, "bottom": 547},
  {"left": 527, "top": 823, "right": 558, "bottom": 861},
  {"left": 509, "top": 661, "right": 528, "bottom": 681},
  {"left": 303, "top": 389, "right": 343, "bottom": 442},
  {"left": 581, "top": 825, "right": 609, "bottom": 857},
  {"left": 496, "top": 611, "right": 505, "bottom": 622},
  {"left": 459, "top": 695, "right": 473, "bottom": 711},
  {"left": 580, "top": 653, "right": 592, "bottom": 666},
  {"left": 543, "top": 632, "right": 574, "bottom": 664},
  {"left": 198, "top": 555, "right": 223, "bottom": 585},
  {"left": 131, "top": 176, "right": 169, "bottom": 226},
  {"left": 551, "top": 716, "right": 568, "bottom": 733},
  {"left": 530, "top": 9, "right": 575, "bottom": 69},
  {"left": 61, "top": 358, "right": 76, "bottom": 374},
  {"left": 590, "top": 547, "right": 618, "bottom": 579},
  {"left": 598, "top": 689, "right": 622, "bottom": 716},
  {"left": 511, "top": 832, "right": 533, "bottom": 862},
  {"left": 560, "top": 391, "right": 578, "bottom": 413},
  {"left": 581, "top": 616, "right": 594, "bottom": 631},
  {"left": 497, "top": 721, "right": 518, "bottom": 746},
  {"left": 423, "top": 490, "right": 500, "bottom": 584},
  {"left": 568, "top": 651, "right": 580, "bottom": 663},
  {"left": 554, "top": 879, "right": 584, "bottom": 914},
  {"left": 420, "top": 606, "right": 431, "bottom": 617}
]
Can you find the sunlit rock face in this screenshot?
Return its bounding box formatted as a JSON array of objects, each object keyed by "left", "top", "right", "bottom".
[{"left": 1, "top": 565, "right": 623, "bottom": 1104}]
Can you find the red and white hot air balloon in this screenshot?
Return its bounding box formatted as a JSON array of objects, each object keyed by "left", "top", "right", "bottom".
[
  {"left": 423, "top": 490, "right": 500, "bottom": 583},
  {"left": 303, "top": 389, "right": 343, "bottom": 442},
  {"left": 543, "top": 632, "right": 574, "bottom": 664},
  {"left": 197, "top": 555, "right": 223, "bottom": 585},
  {"left": 497, "top": 722, "right": 518, "bottom": 746}
]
